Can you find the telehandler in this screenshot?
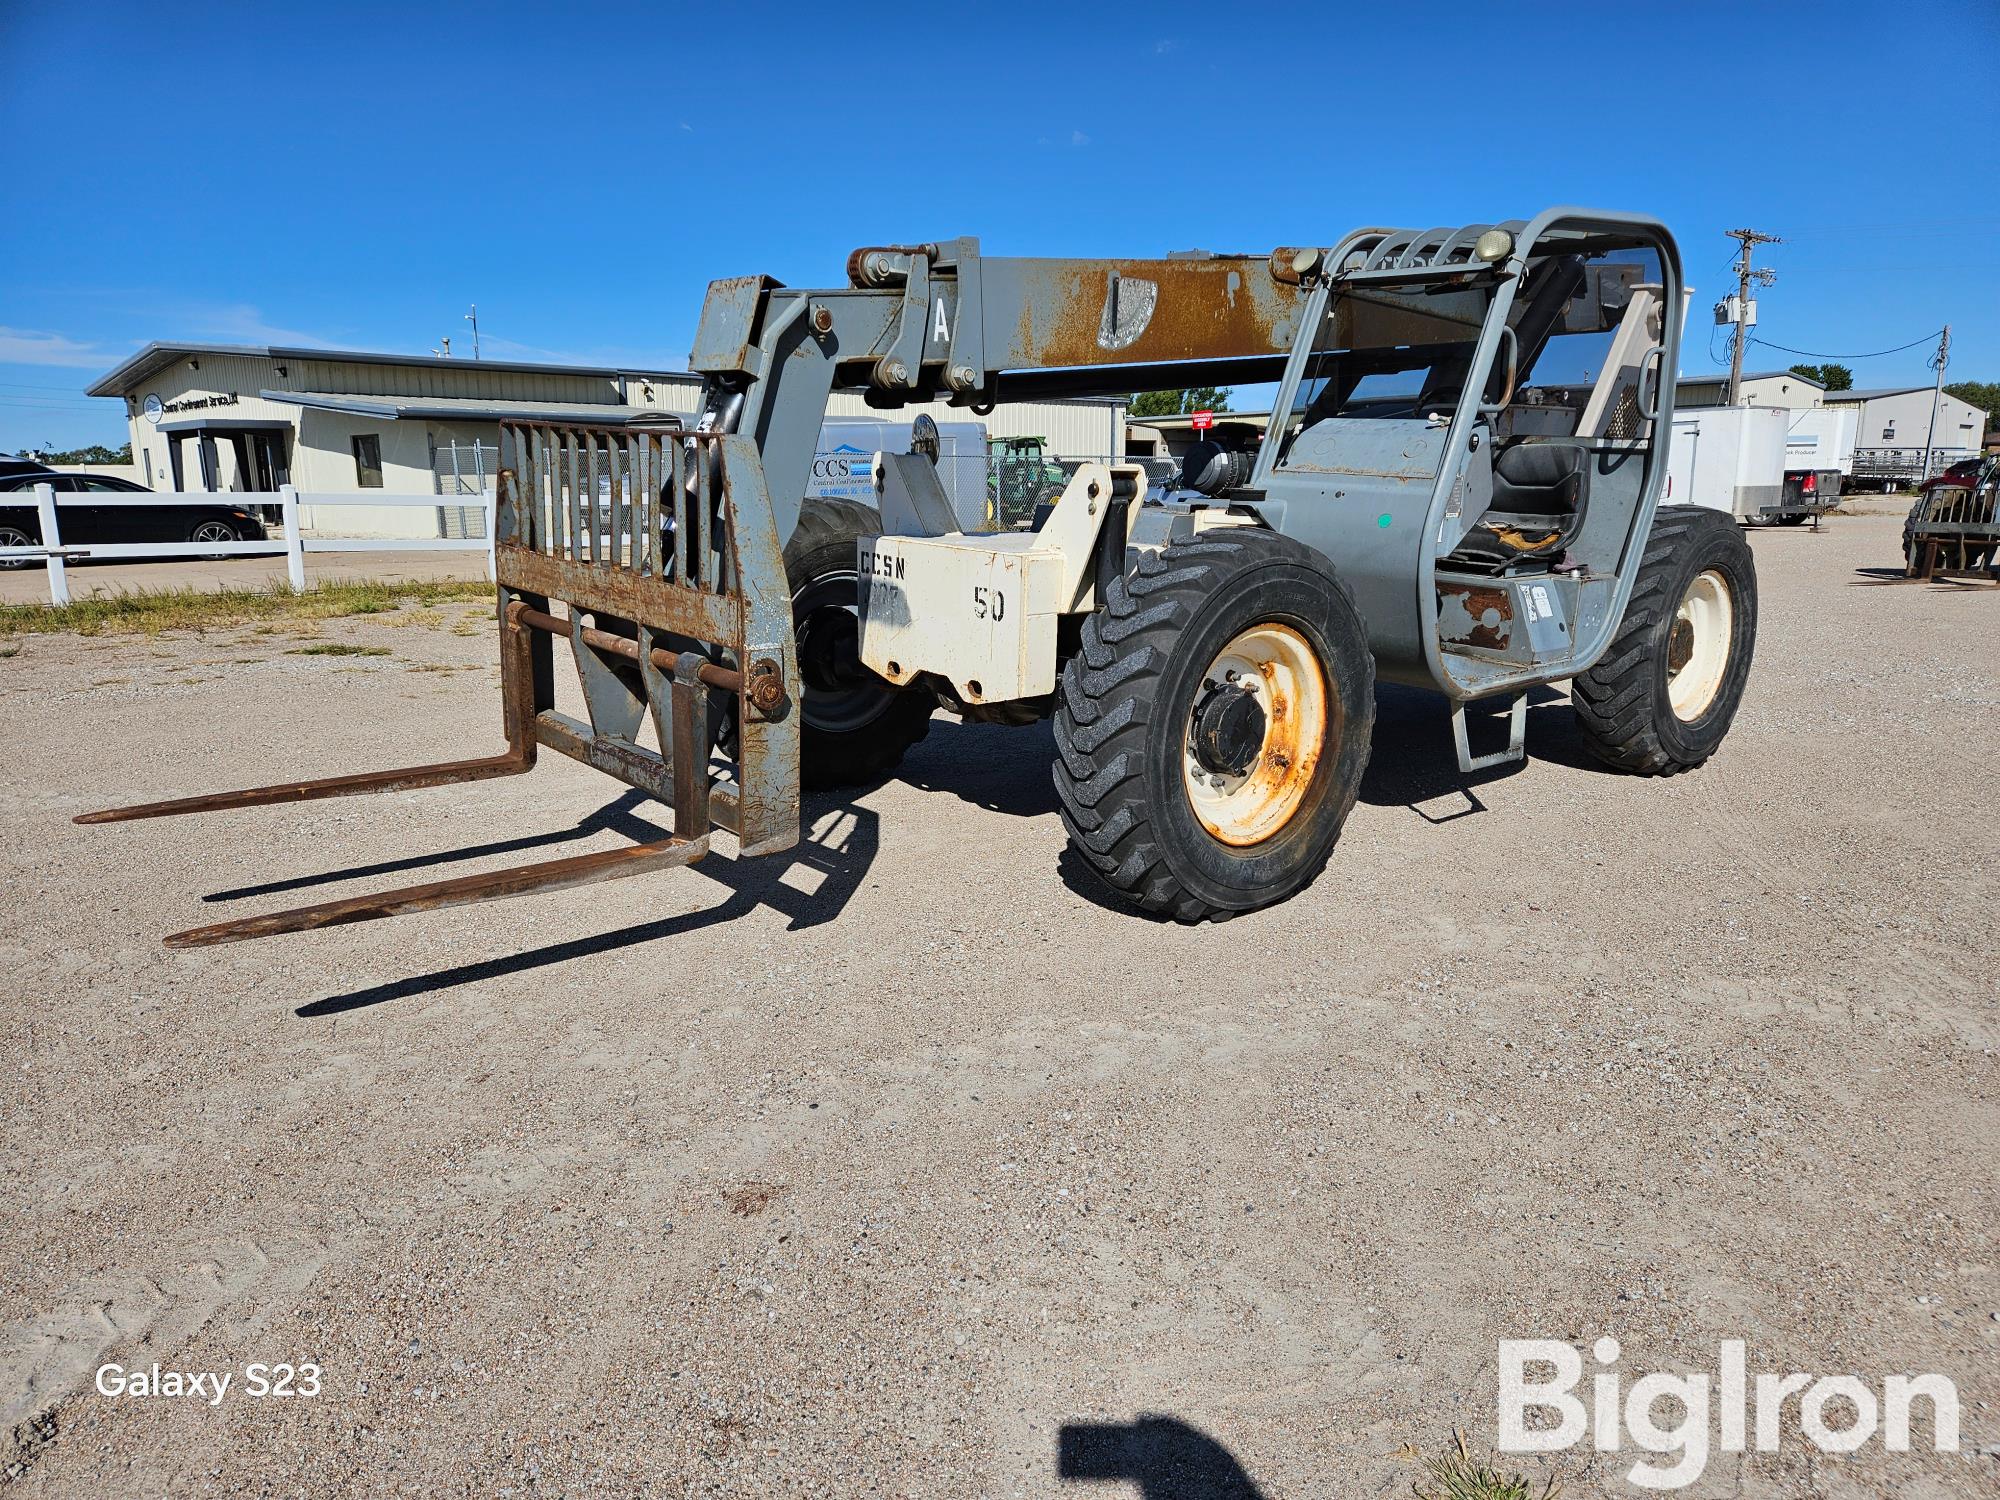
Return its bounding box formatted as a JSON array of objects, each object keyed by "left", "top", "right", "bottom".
[{"left": 81, "top": 208, "right": 1757, "bottom": 940}]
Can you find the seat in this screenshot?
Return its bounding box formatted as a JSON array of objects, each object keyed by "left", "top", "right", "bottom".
[
  {"left": 1449, "top": 441, "right": 1590, "bottom": 572},
  {"left": 1491, "top": 441, "right": 1587, "bottom": 514}
]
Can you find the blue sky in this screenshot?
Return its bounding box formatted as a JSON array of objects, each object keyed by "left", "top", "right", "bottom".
[{"left": 2, "top": 0, "right": 1995, "bottom": 451}]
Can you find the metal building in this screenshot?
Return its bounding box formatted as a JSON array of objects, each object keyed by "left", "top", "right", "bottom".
[
  {"left": 1673, "top": 369, "right": 1826, "bottom": 410},
  {"left": 1823, "top": 384, "right": 1987, "bottom": 486}
]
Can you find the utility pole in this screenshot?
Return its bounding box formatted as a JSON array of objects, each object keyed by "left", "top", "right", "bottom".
[
  {"left": 465, "top": 304, "right": 480, "bottom": 360},
  {"left": 1724, "top": 229, "right": 1782, "bottom": 407},
  {"left": 1919, "top": 324, "right": 1950, "bottom": 481}
]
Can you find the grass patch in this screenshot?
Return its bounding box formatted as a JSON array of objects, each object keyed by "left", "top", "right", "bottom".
[
  {"left": 0, "top": 580, "right": 493, "bottom": 639},
  {"left": 0, "top": 644, "right": 18, "bottom": 659},
  {"left": 286, "top": 643, "right": 391, "bottom": 658},
  {"left": 1414, "top": 1434, "right": 1559, "bottom": 1500}
]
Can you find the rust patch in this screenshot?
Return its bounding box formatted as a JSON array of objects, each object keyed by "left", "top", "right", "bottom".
[
  {"left": 1190, "top": 628, "right": 1327, "bottom": 848},
  {"left": 999, "top": 257, "right": 1303, "bottom": 370},
  {"left": 1438, "top": 582, "right": 1514, "bottom": 652}
]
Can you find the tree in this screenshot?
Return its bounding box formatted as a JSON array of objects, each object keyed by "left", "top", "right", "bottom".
[
  {"left": 1944, "top": 381, "right": 2000, "bottom": 429},
  {"left": 1129, "top": 386, "right": 1232, "bottom": 419},
  {"left": 1787, "top": 363, "right": 1853, "bottom": 391},
  {"left": 33, "top": 441, "right": 132, "bottom": 465}
]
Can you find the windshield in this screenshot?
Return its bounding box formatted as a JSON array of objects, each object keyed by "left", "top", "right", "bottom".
[
  {"left": 1284, "top": 279, "right": 1496, "bottom": 428},
  {"left": 1272, "top": 243, "right": 1668, "bottom": 464}
]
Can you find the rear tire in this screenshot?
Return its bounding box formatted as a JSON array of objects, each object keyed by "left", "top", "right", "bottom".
[
  {"left": 784, "top": 498, "right": 935, "bottom": 789},
  {"left": 1573, "top": 506, "right": 1756, "bottom": 774},
  {"left": 1053, "top": 530, "right": 1374, "bottom": 922}
]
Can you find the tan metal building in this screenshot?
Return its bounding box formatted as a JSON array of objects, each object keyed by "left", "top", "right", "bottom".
[
  {"left": 1673, "top": 369, "right": 1826, "bottom": 410},
  {"left": 86, "top": 343, "right": 1125, "bottom": 536}
]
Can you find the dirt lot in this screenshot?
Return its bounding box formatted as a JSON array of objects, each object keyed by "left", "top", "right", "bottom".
[{"left": 1, "top": 511, "right": 1993, "bottom": 1497}]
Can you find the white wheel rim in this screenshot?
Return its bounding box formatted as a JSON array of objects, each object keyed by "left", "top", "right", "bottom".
[
  {"left": 1667, "top": 569, "right": 1733, "bottom": 722},
  {"left": 1182, "top": 623, "right": 1328, "bottom": 847}
]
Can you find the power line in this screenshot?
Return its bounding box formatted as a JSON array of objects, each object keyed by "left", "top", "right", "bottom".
[{"left": 1748, "top": 330, "right": 1944, "bottom": 361}]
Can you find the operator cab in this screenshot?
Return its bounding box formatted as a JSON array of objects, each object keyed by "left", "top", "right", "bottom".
[{"left": 1237, "top": 217, "right": 1677, "bottom": 703}]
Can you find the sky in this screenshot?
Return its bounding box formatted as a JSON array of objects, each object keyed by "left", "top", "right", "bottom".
[{"left": 1, "top": 0, "right": 1995, "bottom": 451}]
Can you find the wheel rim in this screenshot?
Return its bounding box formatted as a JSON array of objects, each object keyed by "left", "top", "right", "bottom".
[
  {"left": 1182, "top": 623, "right": 1328, "bottom": 847},
  {"left": 1666, "top": 568, "right": 1733, "bottom": 722},
  {"left": 0, "top": 526, "right": 30, "bottom": 567},
  {"left": 192, "top": 521, "right": 235, "bottom": 544},
  {"left": 794, "top": 571, "right": 900, "bottom": 734}
]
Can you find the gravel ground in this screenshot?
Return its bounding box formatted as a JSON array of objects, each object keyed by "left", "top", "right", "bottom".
[{"left": 2, "top": 511, "right": 1993, "bottom": 1497}]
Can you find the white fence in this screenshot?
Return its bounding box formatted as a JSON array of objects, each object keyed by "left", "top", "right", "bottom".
[{"left": 1, "top": 484, "right": 496, "bottom": 606}]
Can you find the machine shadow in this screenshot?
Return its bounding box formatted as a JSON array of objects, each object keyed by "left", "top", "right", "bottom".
[
  {"left": 1358, "top": 681, "right": 1609, "bottom": 817},
  {"left": 1850, "top": 566, "right": 1995, "bottom": 588},
  {"left": 896, "top": 714, "right": 1063, "bottom": 819},
  {"left": 1058, "top": 1415, "right": 1268, "bottom": 1499},
  {"left": 906, "top": 686, "right": 1609, "bottom": 918},
  {"left": 293, "top": 791, "right": 879, "bottom": 1018},
  {"left": 204, "top": 789, "right": 659, "bottom": 903},
  {"left": 901, "top": 680, "right": 1606, "bottom": 835}
]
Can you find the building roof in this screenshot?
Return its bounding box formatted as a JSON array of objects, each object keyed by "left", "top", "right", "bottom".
[
  {"left": 260, "top": 390, "right": 685, "bottom": 427},
  {"left": 87, "top": 342, "right": 698, "bottom": 398},
  {"left": 1676, "top": 370, "right": 1824, "bottom": 388},
  {"left": 89, "top": 340, "right": 1131, "bottom": 410},
  {"left": 1823, "top": 386, "right": 1944, "bottom": 403}
]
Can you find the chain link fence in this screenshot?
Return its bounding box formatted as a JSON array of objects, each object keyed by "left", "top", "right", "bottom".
[{"left": 432, "top": 439, "right": 497, "bottom": 538}]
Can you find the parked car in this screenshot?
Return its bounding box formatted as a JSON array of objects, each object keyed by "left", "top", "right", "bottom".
[
  {"left": 0, "top": 474, "right": 267, "bottom": 568},
  {"left": 0, "top": 455, "right": 56, "bottom": 480},
  {"left": 1917, "top": 458, "right": 1986, "bottom": 498},
  {"left": 1776, "top": 466, "right": 1839, "bottom": 525}
]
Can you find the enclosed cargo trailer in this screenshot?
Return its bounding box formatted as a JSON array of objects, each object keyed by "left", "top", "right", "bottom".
[{"left": 1662, "top": 405, "right": 1791, "bottom": 522}]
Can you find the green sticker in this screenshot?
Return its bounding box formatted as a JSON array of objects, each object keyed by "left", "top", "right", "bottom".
[{"left": 1377, "top": 512, "right": 1393, "bottom": 529}]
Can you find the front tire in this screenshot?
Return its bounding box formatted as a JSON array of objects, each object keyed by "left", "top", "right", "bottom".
[
  {"left": 0, "top": 524, "right": 38, "bottom": 570},
  {"left": 1053, "top": 530, "right": 1374, "bottom": 922},
  {"left": 1573, "top": 506, "right": 1756, "bottom": 774},
  {"left": 189, "top": 518, "right": 237, "bottom": 560}
]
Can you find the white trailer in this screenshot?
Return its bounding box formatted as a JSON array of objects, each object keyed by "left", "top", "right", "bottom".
[
  {"left": 810, "top": 418, "right": 988, "bottom": 530},
  {"left": 1661, "top": 405, "right": 1792, "bottom": 523},
  {"left": 1781, "top": 405, "right": 1858, "bottom": 513},
  {"left": 1784, "top": 406, "right": 1858, "bottom": 479}
]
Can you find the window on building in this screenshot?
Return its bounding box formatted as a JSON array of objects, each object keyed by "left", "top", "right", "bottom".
[{"left": 351, "top": 434, "right": 383, "bottom": 488}]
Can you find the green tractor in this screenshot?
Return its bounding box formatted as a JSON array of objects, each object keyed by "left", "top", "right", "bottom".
[{"left": 986, "top": 435, "right": 1071, "bottom": 528}]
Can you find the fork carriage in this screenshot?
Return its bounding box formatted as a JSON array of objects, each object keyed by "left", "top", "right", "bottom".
[{"left": 82, "top": 423, "right": 801, "bottom": 947}]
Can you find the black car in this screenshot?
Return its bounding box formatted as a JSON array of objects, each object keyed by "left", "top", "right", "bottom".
[{"left": 0, "top": 473, "right": 267, "bottom": 568}]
